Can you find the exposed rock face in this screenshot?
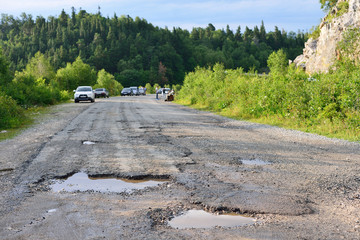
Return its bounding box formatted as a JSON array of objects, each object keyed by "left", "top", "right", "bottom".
[{"left": 294, "top": 0, "right": 360, "bottom": 73}]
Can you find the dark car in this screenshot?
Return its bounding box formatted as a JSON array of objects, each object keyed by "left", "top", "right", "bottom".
[
  {"left": 121, "top": 88, "right": 132, "bottom": 96},
  {"left": 94, "top": 88, "right": 109, "bottom": 98}
]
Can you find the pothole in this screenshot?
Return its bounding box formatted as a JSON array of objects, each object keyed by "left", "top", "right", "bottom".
[
  {"left": 240, "top": 159, "right": 271, "bottom": 166},
  {"left": 0, "top": 168, "right": 14, "bottom": 172},
  {"left": 168, "top": 210, "right": 256, "bottom": 229},
  {"left": 51, "top": 172, "right": 169, "bottom": 193}
]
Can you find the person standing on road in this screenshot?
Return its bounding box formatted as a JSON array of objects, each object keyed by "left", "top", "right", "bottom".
[{"left": 156, "top": 88, "right": 161, "bottom": 100}]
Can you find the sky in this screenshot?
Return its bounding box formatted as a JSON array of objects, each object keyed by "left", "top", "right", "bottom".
[{"left": 0, "top": 0, "right": 325, "bottom": 33}]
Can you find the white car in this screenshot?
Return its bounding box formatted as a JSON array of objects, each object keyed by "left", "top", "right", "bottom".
[
  {"left": 74, "top": 86, "right": 95, "bottom": 103},
  {"left": 130, "top": 86, "right": 140, "bottom": 96}
]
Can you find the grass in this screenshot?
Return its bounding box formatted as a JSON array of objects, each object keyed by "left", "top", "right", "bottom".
[
  {"left": 0, "top": 106, "right": 52, "bottom": 142},
  {"left": 248, "top": 115, "right": 360, "bottom": 142},
  {"left": 175, "top": 99, "right": 360, "bottom": 143}
]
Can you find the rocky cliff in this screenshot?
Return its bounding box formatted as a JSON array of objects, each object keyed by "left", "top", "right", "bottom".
[{"left": 294, "top": 0, "right": 360, "bottom": 73}]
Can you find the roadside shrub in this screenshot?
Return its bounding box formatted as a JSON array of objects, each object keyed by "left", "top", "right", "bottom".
[
  {"left": 6, "top": 73, "right": 63, "bottom": 106},
  {"left": 171, "top": 84, "right": 182, "bottom": 94},
  {"left": 0, "top": 92, "right": 25, "bottom": 129},
  {"left": 176, "top": 60, "right": 360, "bottom": 141},
  {"left": 60, "top": 90, "right": 71, "bottom": 101},
  {"left": 145, "top": 83, "right": 153, "bottom": 93}
]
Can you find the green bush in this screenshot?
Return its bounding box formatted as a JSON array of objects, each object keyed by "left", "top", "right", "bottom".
[
  {"left": 145, "top": 83, "right": 153, "bottom": 93},
  {"left": 0, "top": 92, "right": 25, "bottom": 129},
  {"left": 176, "top": 60, "right": 360, "bottom": 141},
  {"left": 60, "top": 90, "right": 71, "bottom": 101},
  {"left": 94, "top": 69, "right": 123, "bottom": 96}
]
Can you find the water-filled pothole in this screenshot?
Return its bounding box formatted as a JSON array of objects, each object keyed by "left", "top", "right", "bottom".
[
  {"left": 51, "top": 172, "right": 168, "bottom": 193},
  {"left": 241, "top": 159, "right": 271, "bottom": 166},
  {"left": 168, "top": 210, "right": 256, "bottom": 229},
  {"left": 83, "top": 141, "right": 96, "bottom": 145}
]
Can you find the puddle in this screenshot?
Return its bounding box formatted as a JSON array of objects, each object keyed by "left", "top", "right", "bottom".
[
  {"left": 51, "top": 172, "right": 168, "bottom": 193},
  {"left": 83, "top": 141, "right": 96, "bottom": 145},
  {"left": 168, "top": 210, "right": 256, "bottom": 229},
  {"left": 241, "top": 159, "right": 271, "bottom": 166}
]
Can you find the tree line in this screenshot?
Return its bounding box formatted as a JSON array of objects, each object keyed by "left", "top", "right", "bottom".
[{"left": 0, "top": 8, "right": 308, "bottom": 87}]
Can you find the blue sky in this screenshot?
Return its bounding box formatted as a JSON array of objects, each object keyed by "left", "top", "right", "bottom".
[{"left": 0, "top": 0, "right": 325, "bottom": 32}]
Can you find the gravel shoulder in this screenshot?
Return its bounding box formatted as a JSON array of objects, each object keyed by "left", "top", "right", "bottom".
[{"left": 1, "top": 95, "right": 360, "bottom": 239}]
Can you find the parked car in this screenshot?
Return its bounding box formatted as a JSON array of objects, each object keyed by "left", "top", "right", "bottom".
[
  {"left": 74, "top": 86, "right": 95, "bottom": 103},
  {"left": 130, "top": 86, "right": 140, "bottom": 96},
  {"left": 121, "top": 88, "right": 132, "bottom": 96},
  {"left": 94, "top": 88, "right": 109, "bottom": 98},
  {"left": 139, "top": 88, "right": 146, "bottom": 95}
]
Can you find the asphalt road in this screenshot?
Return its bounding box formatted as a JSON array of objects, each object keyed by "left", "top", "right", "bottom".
[{"left": 1, "top": 95, "right": 360, "bottom": 239}]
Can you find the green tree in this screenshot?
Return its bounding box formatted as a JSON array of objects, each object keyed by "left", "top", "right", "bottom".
[
  {"left": 0, "top": 47, "right": 12, "bottom": 86},
  {"left": 267, "top": 49, "right": 288, "bottom": 75},
  {"left": 95, "top": 69, "right": 123, "bottom": 95},
  {"left": 320, "top": 0, "right": 338, "bottom": 10},
  {"left": 144, "top": 83, "right": 153, "bottom": 93},
  {"left": 23, "top": 52, "right": 55, "bottom": 83},
  {"left": 56, "top": 56, "right": 97, "bottom": 90}
]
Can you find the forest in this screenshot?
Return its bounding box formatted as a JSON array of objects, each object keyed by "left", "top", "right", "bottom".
[{"left": 0, "top": 8, "right": 307, "bottom": 87}]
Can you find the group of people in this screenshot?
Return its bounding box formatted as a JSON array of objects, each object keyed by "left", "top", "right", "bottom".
[{"left": 155, "top": 87, "right": 175, "bottom": 101}]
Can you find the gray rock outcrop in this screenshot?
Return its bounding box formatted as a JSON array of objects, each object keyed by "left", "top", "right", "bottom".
[{"left": 294, "top": 0, "right": 360, "bottom": 73}]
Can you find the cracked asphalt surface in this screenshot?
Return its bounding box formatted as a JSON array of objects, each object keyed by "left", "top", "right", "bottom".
[{"left": 1, "top": 95, "right": 360, "bottom": 239}]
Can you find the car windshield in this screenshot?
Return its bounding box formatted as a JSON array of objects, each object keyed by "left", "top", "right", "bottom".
[
  {"left": 122, "top": 88, "right": 130, "bottom": 92},
  {"left": 77, "top": 87, "right": 92, "bottom": 92},
  {"left": 95, "top": 88, "right": 103, "bottom": 91}
]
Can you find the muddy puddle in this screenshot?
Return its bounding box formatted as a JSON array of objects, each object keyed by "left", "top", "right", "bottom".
[
  {"left": 168, "top": 210, "right": 256, "bottom": 229},
  {"left": 241, "top": 159, "right": 271, "bottom": 166},
  {"left": 51, "top": 172, "right": 168, "bottom": 193}
]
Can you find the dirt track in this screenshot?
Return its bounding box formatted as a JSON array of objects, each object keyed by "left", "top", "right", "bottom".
[{"left": 1, "top": 95, "right": 360, "bottom": 239}]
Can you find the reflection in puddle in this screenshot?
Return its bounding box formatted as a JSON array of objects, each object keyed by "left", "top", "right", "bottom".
[
  {"left": 168, "top": 210, "right": 256, "bottom": 229},
  {"left": 241, "top": 159, "right": 271, "bottom": 166},
  {"left": 83, "top": 141, "right": 96, "bottom": 145},
  {"left": 51, "top": 172, "right": 168, "bottom": 193}
]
